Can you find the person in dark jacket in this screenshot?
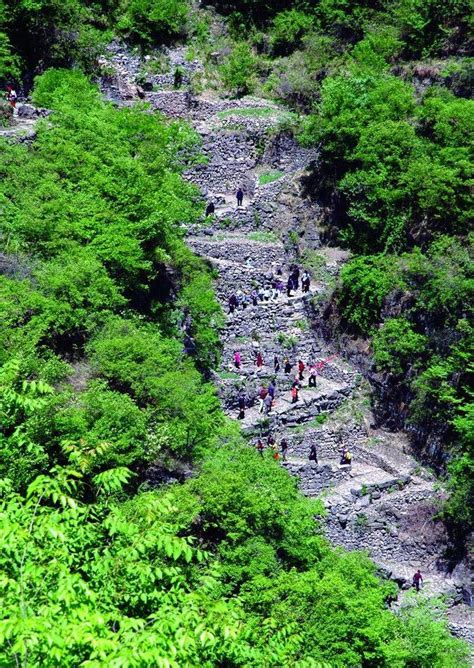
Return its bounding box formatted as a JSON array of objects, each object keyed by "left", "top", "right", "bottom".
[
  {"left": 236, "top": 188, "right": 244, "bottom": 207},
  {"left": 302, "top": 271, "right": 311, "bottom": 293},
  {"left": 291, "top": 266, "right": 300, "bottom": 290},
  {"left": 286, "top": 276, "right": 294, "bottom": 297},
  {"left": 238, "top": 394, "right": 246, "bottom": 420},
  {"left": 228, "top": 294, "right": 237, "bottom": 314},
  {"left": 280, "top": 438, "right": 288, "bottom": 461},
  {"left": 205, "top": 202, "right": 215, "bottom": 216},
  {"left": 309, "top": 443, "right": 318, "bottom": 463}
]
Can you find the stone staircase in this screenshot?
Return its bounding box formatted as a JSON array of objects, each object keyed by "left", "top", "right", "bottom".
[{"left": 100, "top": 43, "right": 473, "bottom": 643}]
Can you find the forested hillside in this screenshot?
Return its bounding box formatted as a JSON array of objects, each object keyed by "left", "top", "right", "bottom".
[{"left": 0, "top": 0, "right": 472, "bottom": 665}]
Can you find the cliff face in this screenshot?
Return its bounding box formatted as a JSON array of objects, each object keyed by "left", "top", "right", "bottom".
[{"left": 316, "top": 286, "right": 457, "bottom": 466}]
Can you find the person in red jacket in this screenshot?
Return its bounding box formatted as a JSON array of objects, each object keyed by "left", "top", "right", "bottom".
[
  {"left": 234, "top": 350, "right": 241, "bottom": 369},
  {"left": 291, "top": 385, "right": 299, "bottom": 404},
  {"left": 256, "top": 352, "right": 264, "bottom": 369},
  {"left": 413, "top": 570, "right": 423, "bottom": 592},
  {"left": 298, "top": 359, "right": 305, "bottom": 381}
]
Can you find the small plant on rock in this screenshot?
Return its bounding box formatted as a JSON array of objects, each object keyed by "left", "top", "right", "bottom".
[
  {"left": 276, "top": 332, "right": 298, "bottom": 349},
  {"left": 356, "top": 513, "right": 368, "bottom": 527}
]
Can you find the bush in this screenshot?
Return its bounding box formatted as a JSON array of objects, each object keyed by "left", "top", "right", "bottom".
[
  {"left": 373, "top": 318, "right": 428, "bottom": 375},
  {"left": 116, "top": 0, "right": 189, "bottom": 45},
  {"left": 338, "top": 256, "right": 400, "bottom": 332},
  {"left": 269, "top": 9, "right": 315, "bottom": 56},
  {"left": 219, "top": 42, "right": 257, "bottom": 96}
]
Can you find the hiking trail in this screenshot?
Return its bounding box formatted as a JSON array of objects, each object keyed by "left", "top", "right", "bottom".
[{"left": 16, "top": 41, "right": 472, "bottom": 642}]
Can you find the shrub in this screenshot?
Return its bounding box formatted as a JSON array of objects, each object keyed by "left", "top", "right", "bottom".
[
  {"left": 269, "top": 9, "right": 315, "bottom": 56},
  {"left": 219, "top": 42, "right": 257, "bottom": 96},
  {"left": 338, "top": 256, "right": 400, "bottom": 332},
  {"left": 373, "top": 318, "right": 428, "bottom": 375},
  {"left": 116, "top": 0, "right": 189, "bottom": 45}
]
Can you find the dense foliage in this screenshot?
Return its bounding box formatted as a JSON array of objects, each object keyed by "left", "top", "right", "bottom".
[
  {"left": 1, "top": 438, "right": 468, "bottom": 666},
  {"left": 0, "top": 0, "right": 190, "bottom": 81},
  {"left": 302, "top": 66, "right": 473, "bottom": 544},
  {"left": 0, "top": 70, "right": 222, "bottom": 492}
]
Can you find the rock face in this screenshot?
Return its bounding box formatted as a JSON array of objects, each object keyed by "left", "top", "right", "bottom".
[
  {"left": 0, "top": 103, "right": 51, "bottom": 142},
  {"left": 101, "top": 43, "right": 473, "bottom": 641}
]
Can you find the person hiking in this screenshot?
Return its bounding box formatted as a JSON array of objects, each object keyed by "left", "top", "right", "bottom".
[
  {"left": 241, "top": 293, "right": 249, "bottom": 309},
  {"left": 298, "top": 359, "right": 305, "bottom": 381},
  {"left": 263, "top": 286, "right": 271, "bottom": 301},
  {"left": 234, "top": 351, "right": 241, "bottom": 369},
  {"left": 412, "top": 570, "right": 423, "bottom": 592},
  {"left": 264, "top": 393, "right": 273, "bottom": 414},
  {"left": 274, "top": 355, "right": 280, "bottom": 373},
  {"left": 292, "top": 266, "right": 300, "bottom": 289},
  {"left": 256, "top": 352, "right": 264, "bottom": 369},
  {"left": 268, "top": 380, "right": 276, "bottom": 399},
  {"left": 291, "top": 385, "right": 299, "bottom": 404},
  {"left": 284, "top": 358, "right": 292, "bottom": 374},
  {"left": 302, "top": 271, "right": 311, "bottom": 293},
  {"left": 258, "top": 385, "right": 268, "bottom": 413},
  {"left": 280, "top": 438, "right": 288, "bottom": 461},
  {"left": 273, "top": 446, "right": 280, "bottom": 461},
  {"left": 6, "top": 86, "right": 17, "bottom": 108},
  {"left": 238, "top": 394, "right": 246, "bottom": 420},
  {"left": 258, "top": 286, "right": 265, "bottom": 301},
  {"left": 309, "top": 443, "right": 318, "bottom": 464},
  {"left": 205, "top": 202, "right": 215, "bottom": 216},
  {"left": 236, "top": 188, "right": 244, "bottom": 207},
  {"left": 308, "top": 364, "right": 317, "bottom": 387},
  {"left": 228, "top": 294, "right": 237, "bottom": 314},
  {"left": 286, "top": 276, "right": 294, "bottom": 297},
  {"left": 267, "top": 434, "right": 276, "bottom": 447},
  {"left": 251, "top": 289, "right": 258, "bottom": 306},
  {"left": 256, "top": 439, "right": 264, "bottom": 456},
  {"left": 340, "top": 447, "right": 352, "bottom": 466}
]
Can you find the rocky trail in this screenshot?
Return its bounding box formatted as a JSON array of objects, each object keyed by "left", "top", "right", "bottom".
[
  {"left": 5, "top": 41, "right": 471, "bottom": 644},
  {"left": 99, "top": 43, "right": 473, "bottom": 644}
]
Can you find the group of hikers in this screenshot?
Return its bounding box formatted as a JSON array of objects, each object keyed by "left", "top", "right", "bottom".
[
  {"left": 234, "top": 351, "right": 324, "bottom": 389},
  {"left": 205, "top": 188, "right": 245, "bottom": 217},
  {"left": 255, "top": 434, "right": 288, "bottom": 461},
  {"left": 253, "top": 434, "right": 352, "bottom": 468},
  {"left": 235, "top": 368, "right": 310, "bottom": 418},
  {"left": 227, "top": 267, "right": 311, "bottom": 314}
]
